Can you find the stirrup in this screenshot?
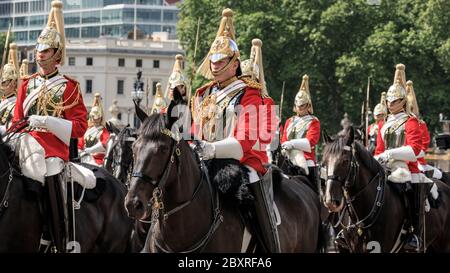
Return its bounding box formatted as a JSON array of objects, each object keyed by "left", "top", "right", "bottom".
[
  {"left": 403, "top": 234, "right": 420, "bottom": 252},
  {"left": 38, "top": 237, "right": 52, "bottom": 253}
]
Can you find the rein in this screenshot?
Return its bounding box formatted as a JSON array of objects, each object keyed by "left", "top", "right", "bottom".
[
  {"left": 134, "top": 129, "right": 222, "bottom": 253},
  {"left": 329, "top": 143, "right": 386, "bottom": 250}
]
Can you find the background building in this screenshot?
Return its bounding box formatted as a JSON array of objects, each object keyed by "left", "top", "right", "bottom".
[
  {"left": 0, "top": 0, "right": 183, "bottom": 128},
  {"left": 59, "top": 32, "right": 183, "bottom": 127},
  {"left": 0, "top": 0, "right": 181, "bottom": 46}
]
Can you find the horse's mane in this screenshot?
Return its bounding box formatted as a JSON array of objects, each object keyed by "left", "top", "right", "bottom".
[
  {"left": 322, "top": 134, "right": 383, "bottom": 175},
  {"left": 322, "top": 136, "right": 346, "bottom": 163},
  {"left": 353, "top": 141, "right": 384, "bottom": 174},
  {"left": 139, "top": 113, "right": 168, "bottom": 140},
  {"left": 116, "top": 126, "right": 136, "bottom": 143}
]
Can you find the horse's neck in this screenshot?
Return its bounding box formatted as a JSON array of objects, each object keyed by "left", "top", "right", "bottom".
[{"left": 159, "top": 144, "right": 212, "bottom": 250}]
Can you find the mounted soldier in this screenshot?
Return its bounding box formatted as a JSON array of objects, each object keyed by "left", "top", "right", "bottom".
[
  {"left": 191, "top": 8, "right": 280, "bottom": 252},
  {"left": 240, "top": 38, "right": 278, "bottom": 164},
  {"left": 79, "top": 93, "right": 110, "bottom": 166},
  {"left": 374, "top": 64, "right": 425, "bottom": 252},
  {"left": 280, "top": 75, "right": 320, "bottom": 187},
  {"left": 367, "top": 92, "right": 387, "bottom": 155},
  {"left": 0, "top": 43, "right": 21, "bottom": 136},
  {"left": 151, "top": 82, "right": 168, "bottom": 114},
  {"left": 167, "top": 54, "right": 189, "bottom": 104},
  {"left": 407, "top": 80, "right": 450, "bottom": 184},
  {"left": 11, "top": 0, "right": 88, "bottom": 252}
]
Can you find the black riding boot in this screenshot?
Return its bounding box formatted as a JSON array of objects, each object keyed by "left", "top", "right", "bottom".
[
  {"left": 45, "top": 175, "right": 67, "bottom": 253},
  {"left": 403, "top": 183, "right": 420, "bottom": 252},
  {"left": 248, "top": 176, "right": 281, "bottom": 253},
  {"left": 307, "top": 166, "right": 320, "bottom": 195}
]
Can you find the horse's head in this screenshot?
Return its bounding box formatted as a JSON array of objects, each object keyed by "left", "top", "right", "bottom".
[
  {"left": 321, "top": 126, "right": 356, "bottom": 212},
  {"left": 125, "top": 100, "right": 187, "bottom": 220},
  {"left": 108, "top": 125, "right": 137, "bottom": 184}
]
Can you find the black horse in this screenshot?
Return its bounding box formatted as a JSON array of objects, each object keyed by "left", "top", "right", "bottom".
[
  {"left": 104, "top": 122, "right": 137, "bottom": 186},
  {"left": 322, "top": 126, "right": 450, "bottom": 252},
  {"left": 0, "top": 134, "right": 133, "bottom": 252},
  {"left": 124, "top": 101, "right": 323, "bottom": 253}
]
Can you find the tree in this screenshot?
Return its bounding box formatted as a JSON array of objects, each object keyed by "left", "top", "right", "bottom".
[{"left": 177, "top": 0, "right": 450, "bottom": 140}]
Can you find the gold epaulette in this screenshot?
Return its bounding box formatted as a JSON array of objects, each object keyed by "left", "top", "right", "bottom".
[
  {"left": 196, "top": 81, "right": 216, "bottom": 94},
  {"left": 240, "top": 77, "right": 262, "bottom": 90},
  {"left": 22, "top": 72, "right": 38, "bottom": 81},
  {"left": 63, "top": 74, "right": 79, "bottom": 84}
]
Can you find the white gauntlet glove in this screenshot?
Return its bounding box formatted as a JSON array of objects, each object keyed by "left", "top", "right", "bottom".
[
  {"left": 197, "top": 140, "right": 216, "bottom": 160},
  {"left": 281, "top": 138, "right": 311, "bottom": 152},
  {"left": 28, "top": 115, "right": 72, "bottom": 146},
  {"left": 85, "top": 141, "right": 106, "bottom": 154}
]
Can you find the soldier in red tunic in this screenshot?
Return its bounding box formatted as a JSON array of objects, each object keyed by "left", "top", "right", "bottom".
[
  {"left": 240, "top": 38, "right": 278, "bottom": 164},
  {"left": 79, "top": 93, "right": 110, "bottom": 166},
  {"left": 374, "top": 64, "right": 423, "bottom": 252},
  {"left": 191, "top": 8, "right": 280, "bottom": 252},
  {"left": 12, "top": 1, "right": 87, "bottom": 252},
  {"left": 281, "top": 75, "right": 321, "bottom": 186},
  {"left": 367, "top": 92, "right": 387, "bottom": 155},
  {"left": 0, "top": 43, "right": 20, "bottom": 135}
]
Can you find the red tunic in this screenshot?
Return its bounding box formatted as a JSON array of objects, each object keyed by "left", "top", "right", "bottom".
[
  {"left": 192, "top": 83, "right": 267, "bottom": 174},
  {"left": 281, "top": 115, "right": 321, "bottom": 163},
  {"left": 417, "top": 121, "right": 430, "bottom": 165},
  {"left": 374, "top": 115, "right": 421, "bottom": 173},
  {"left": 78, "top": 127, "right": 110, "bottom": 165},
  {"left": 13, "top": 74, "right": 88, "bottom": 161}
]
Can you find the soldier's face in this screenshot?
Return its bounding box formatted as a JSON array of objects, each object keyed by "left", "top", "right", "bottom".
[
  {"left": 296, "top": 104, "right": 309, "bottom": 116},
  {"left": 37, "top": 48, "right": 56, "bottom": 62},
  {"left": 211, "top": 58, "right": 230, "bottom": 72},
  {"left": 387, "top": 99, "right": 405, "bottom": 114},
  {"left": 0, "top": 80, "right": 16, "bottom": 94},
  {"left": 375, "top": 114, "right": 385, "bottom": 121}
]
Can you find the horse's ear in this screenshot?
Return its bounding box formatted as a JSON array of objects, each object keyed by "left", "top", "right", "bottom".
[
  {"left": 346, "top": 126, "right": 355, "bottom": 145},
  {"left": 106, "top": 121, "right": 120, "bottom": 135},
  {"left": 165, "top": 100, "right": 178, "bottom": 129},
  {"left": 133, "top": 99, "right": 148, "bottom": 123},
  {"left": 322, "top": 129, "right": 332, "bottom": 144}
]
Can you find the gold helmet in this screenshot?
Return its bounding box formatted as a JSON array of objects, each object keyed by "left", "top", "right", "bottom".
[
  {"left": 240, "top": 38, "right": 268, "bottom": 96},
  {"left": 406, "top": 80, "right": 420, "bottom": 118},
  {"left": 89, "top": 93, "right": 104, "bottom": 126},
  {"left": 294, "top": 74, "right": 313, "bottom": 114},
  {"left": 1, "top": 43, "right": 19, "bottom": 83},
  {"left": 168, "top": 54, "right": 188, "bottom": 91},
  {"left": 152, "top": 83, "right": 168, "bottom": 114},
  {"left": 36, "top": 0, "right": 66, "bottom": 66},
  {"left": 373, "top": 92, "right": 387, "bottom": 117},
  {"left": 386, "top": 64, "right": 407, "bottom": 103},
  {"left": 19, "top": 59, "right": 29, "bottom": 79},
  {"left": 197, "top": 8, "right": 240, "bottom": 79}
]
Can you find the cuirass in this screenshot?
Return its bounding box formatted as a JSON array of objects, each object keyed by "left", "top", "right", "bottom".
[
  {"left": 287, "top": 115, "right": 314, "bottom": 140},
  {"left": 26, "top": 76, "right": 66, "bottom": 117},
  {"left": 382, "top": 115, "right": 408, "bottom": 149},
  {"left": 84, "top": 126, "right": 103, "bottom": 148}
]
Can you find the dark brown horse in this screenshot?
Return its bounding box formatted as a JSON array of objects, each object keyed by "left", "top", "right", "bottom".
[
  {"left": 322, "top": 126, "right": 450, "bottom": 252},
  {"left": 0, "top": 133, "right": 133, "bottom": 252},
  {"left": 124, "top": 101, "right": 323, "bottom": 253}
]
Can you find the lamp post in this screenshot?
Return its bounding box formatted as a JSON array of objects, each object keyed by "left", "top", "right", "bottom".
[{"left": 132, "top": 70, "right": 145, "bottom": 128}]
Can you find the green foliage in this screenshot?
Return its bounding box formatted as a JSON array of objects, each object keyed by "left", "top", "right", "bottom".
[{"left": 178, "top": 0, "right": 450, "bottom": 141}]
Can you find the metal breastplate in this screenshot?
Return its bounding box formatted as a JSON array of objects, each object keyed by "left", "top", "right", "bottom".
[
  {"left": 195, "top": 86, "right": 244, "bottom": 142},
  {"left": 287, "top": 115, "right": 314, "bottom": 140},
  {"left": 26, "top": 76, "right": 67, "bottom": 117},
  {"left": 0, "top": 102, "right": 15, "bottom": 126},
  {"left": 84, "top": 126, "right": 103, "bottom": 148},
  {"left": 383, "top": 116, "right": 408, "bottom": 150}
]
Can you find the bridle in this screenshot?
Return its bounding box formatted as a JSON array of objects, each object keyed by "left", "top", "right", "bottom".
[
  {"left": 131, "top": 129, "right": 222, "bottom": 253},
  {"left": 327, "top": 143, "right": 386, "bottom": 251}
]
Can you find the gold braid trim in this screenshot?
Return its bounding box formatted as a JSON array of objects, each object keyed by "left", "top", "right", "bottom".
[
  {"left": 240, "top": 77, "right": 262, "bottom": 90},
  {"left": 191, "top": 81, "right": 216, "bottom": 120},
  {"left": 36, "top": 80, "right": 81, "bottom": 117}
]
